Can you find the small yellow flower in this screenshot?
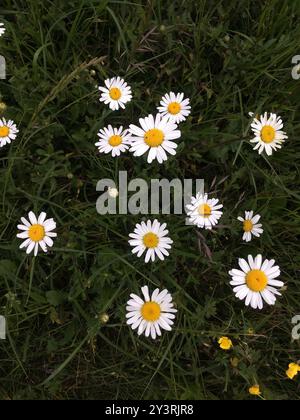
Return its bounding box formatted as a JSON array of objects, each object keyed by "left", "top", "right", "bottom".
[
  {"left": 286, "top": 363, "right": 300, "bottom": 380},
  {"left": 99, "top": 313, "right": 110, "bottom": 324},
  {"left": 249, "top": 385, "right": 261, "bottom": 396},
  {"left": 230, "top": 357, "right": 239, "bottom": 368},
  {"left": 218, "top": 336, "right": 233, "bottom": 351},
  {"left": 0, "top": 102, "right": 7, "bottom": 113}
]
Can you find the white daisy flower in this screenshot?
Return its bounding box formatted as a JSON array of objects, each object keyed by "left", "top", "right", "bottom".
[
  {"left": 129, "top": 113, "right": 181, "bottom": 164},
  {"left": 238, "top": 211, "right": 263, "bottom": 242},
  {"left": 0, "top": 23, "right": 5, "bottom": 37},
  {"left": 157, "top": 92, "right": 191, "bottom": 124},
  {"left": 0, "top": 118, "right": 19, "bottom": 148},
  {"left": 250, "top": 112, "right": 288, "bottom": 156},
  {"left": 17, "top": 212, "right": 57, "bottom": 256},
  {"left": 95, "top": 125, "right": 131, "bottom": 157},
  {"left": 229, "top": 254, "right": 284, "bottom": 310},
  {"left": 126, "top": 285, "right": 177, "bottom": 339},
  {"left": 128, "top": 219, "right": 173, "bottom": 263},
  {"left": 98, "top": 76, "right": 132, "bottom": 111},
  {"left": 186, "top": 193, "right": 223, "bottom": 230}
]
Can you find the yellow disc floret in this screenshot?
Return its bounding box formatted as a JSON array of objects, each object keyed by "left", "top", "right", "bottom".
[
  {"left": 246, "top": 270, "right": 268, "bottom": 292},
  {"left": 0, "top": 126, "right": 9, "bottom": 137},
  {"left": 109, "top": 135, "right": 122, "bottom": 147},
  {"left": 109, "top": 87, "right": 122, "bottom": 100},
  {"left": 28, "top": 224, "right": 45, "bottom": 242},
  {"left": 198, "top": 204, "right": 212, "bottom": 218},
  {"left": 141, "top": 301, "right": 161, "bottom": 322},
  {"left": 243, "top": 220, "right": 253, "bottom": 232},
  {"left": 168, "top": 102, "right": 181, "bottom": 115},
  {"left": 261, "top": 125, "right": 275, "bottom": 143},
  {"left": 144, "top": 129, "right": 164, "bottom": 147},
  {"left": 143, "top": 232, "right": 159, "bottom": 249}
]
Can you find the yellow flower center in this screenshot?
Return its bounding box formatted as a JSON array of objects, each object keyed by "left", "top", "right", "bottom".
[
  {"left": 144, "top": 129, "right": 164, "bottom": 147},
  {"left": 168, "top": 102, "right": 181, "bottom": 115},
  {"left": 108, "top": 135, "right": 122, "bottom": 147},
  {"left": 143, "top": 232, "right": 159, "bottom": 249},
  {"left": 249, "top": 385, "right": 261, "bottom": 396},
  {"left": 261, "top": 125, "right": 275, "bottom": 143},
  {"left": 0, "top": 126, "right": 9, "bottom": 137},
  {"left": 141, "top": 301, "right": 161, "bottom": 322},
  {"left": 246, "top": 270, "right": 268, "bottom": 292},
  {"left": 198, "top": 204, "right": 212, "bottom": 217},
  {"left": 109, "top": 87, "right": 122, "bottom": 100},
  {"left": 28, "top": 224, "right": 45, "bottom": 242},
  {"left": 243, "top": 220, "right": 253, "bottom": 232}
]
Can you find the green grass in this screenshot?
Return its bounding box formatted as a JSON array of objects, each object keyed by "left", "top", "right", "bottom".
[{"left": 0, "top": 0, "right": 300, "bottom": 400}]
